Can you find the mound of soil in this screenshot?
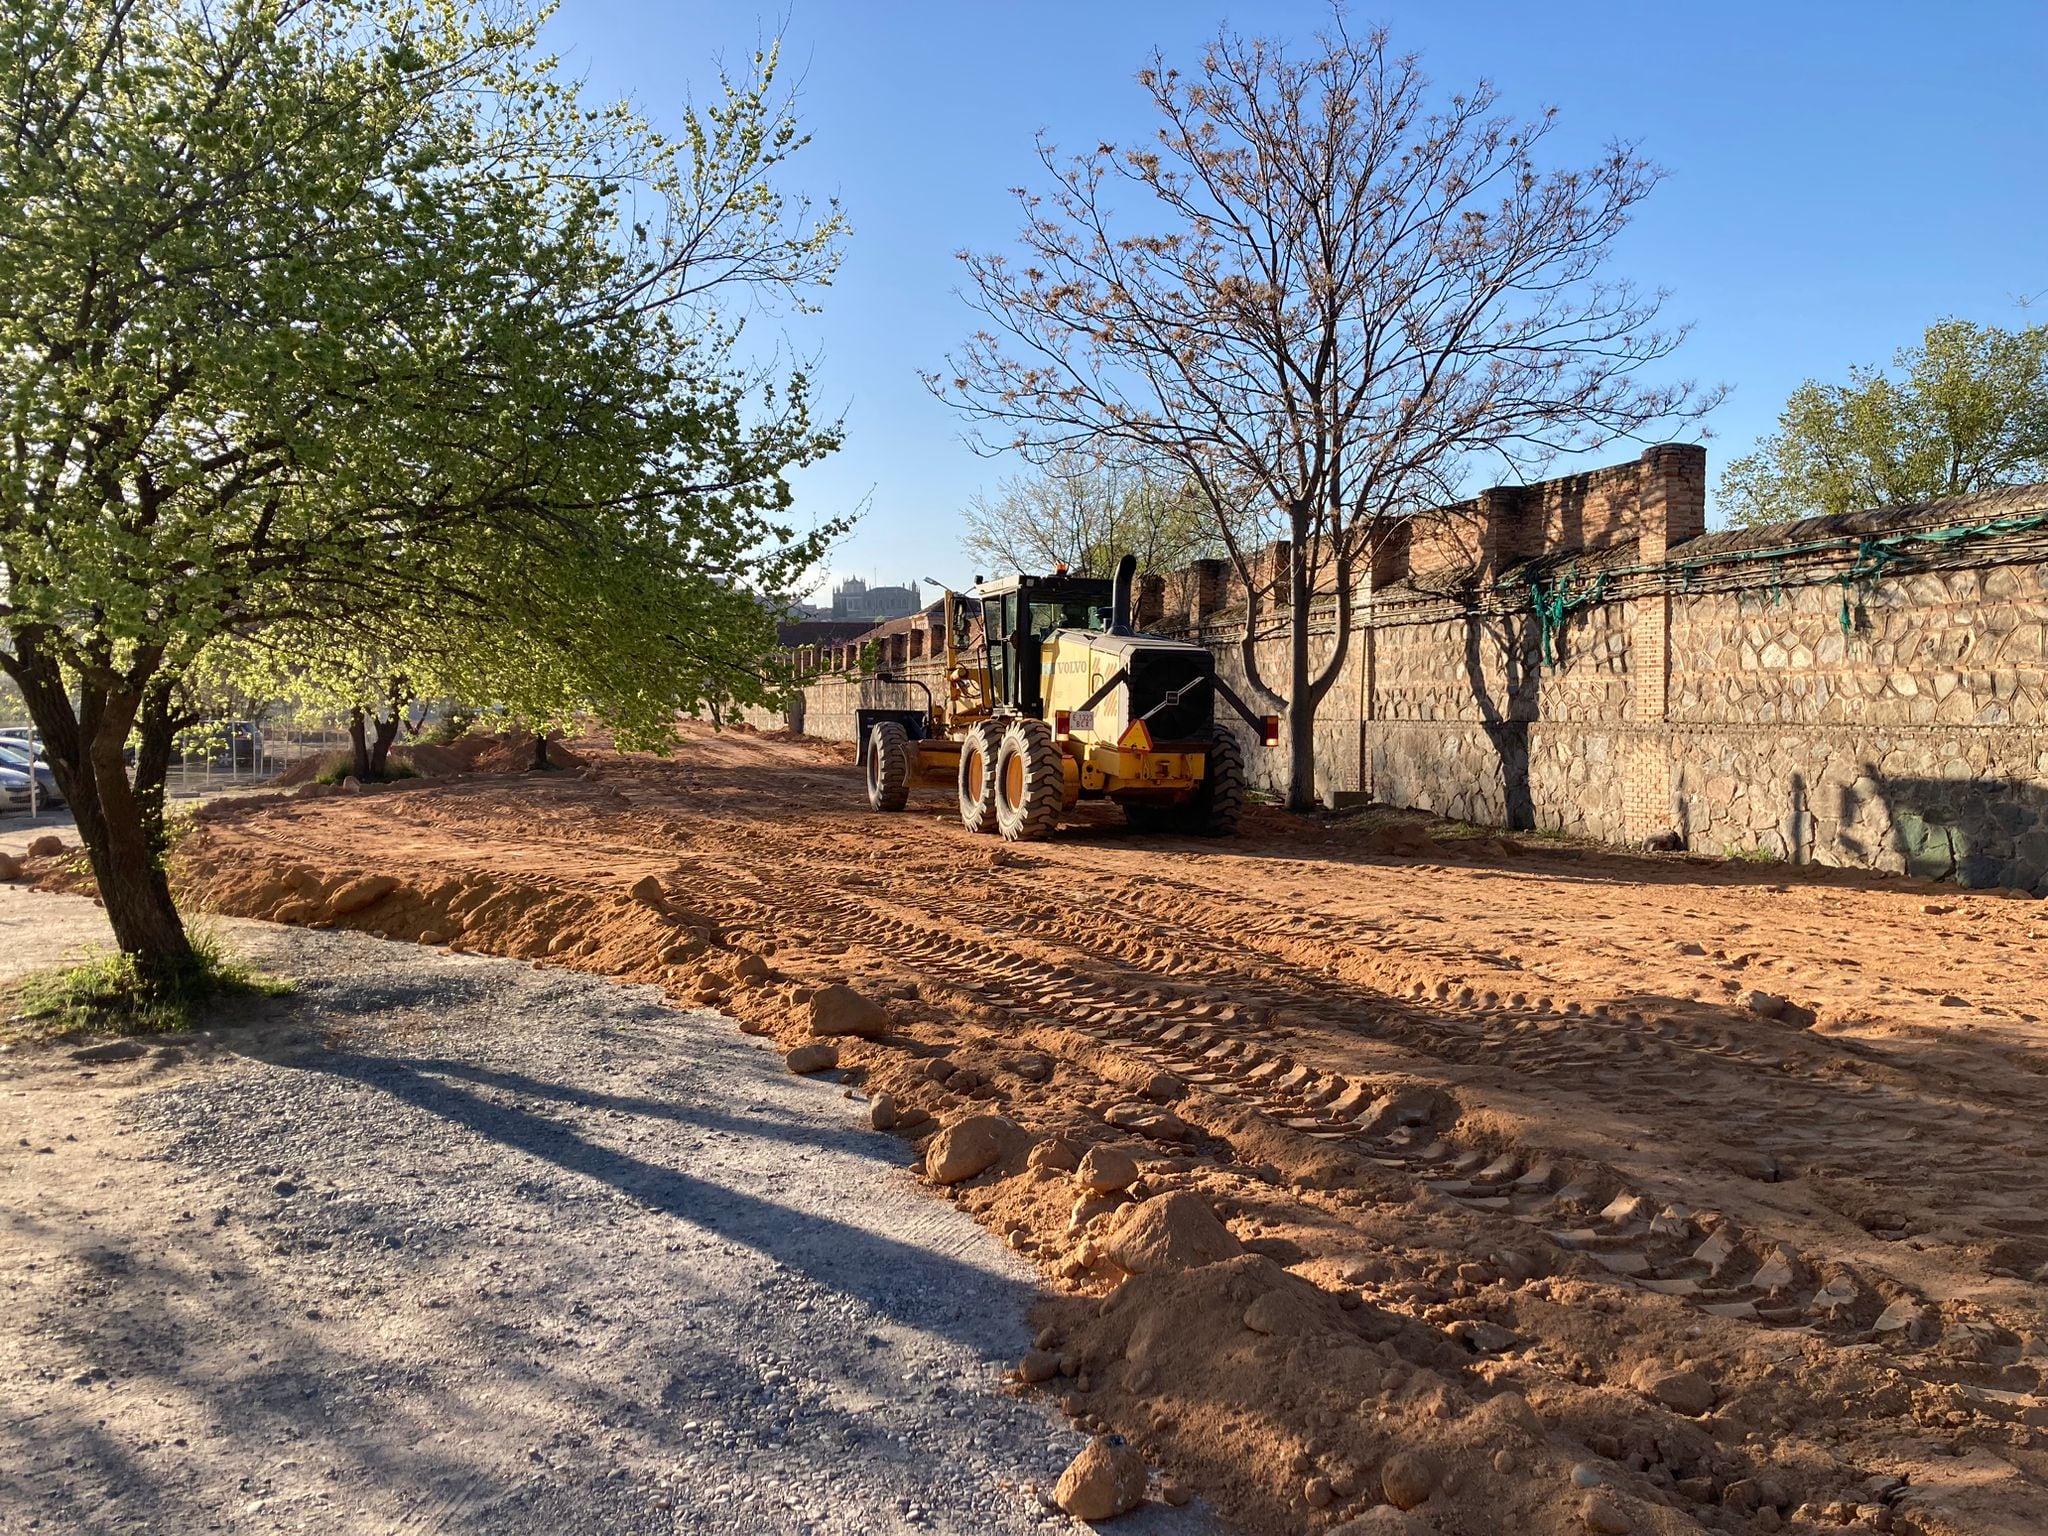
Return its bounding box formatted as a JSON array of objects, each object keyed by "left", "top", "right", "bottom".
[
  {"left": 266, "top": 729, "right": 587, "bottom": 788},
  {"left": 171, "top": 724, "right": 2048, "bottom": 1536},
  {"left": 466, "top": 730, "right": 586, "bottom": 774},
  {"left": 270, "top": 750, "right": 351, "bottom": 788}
]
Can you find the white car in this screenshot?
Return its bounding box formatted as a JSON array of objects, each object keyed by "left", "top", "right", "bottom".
[
  {"left": 0, "top": 742, "right": 62, "bottom": 806},
  {"left": 0, "top": 766, "right": 34, "bottom": 812}
]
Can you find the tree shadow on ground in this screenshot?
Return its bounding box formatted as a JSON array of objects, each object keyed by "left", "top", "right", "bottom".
[{"left": 296, "top": 1049, "right": 1040, "bottom": 1344}]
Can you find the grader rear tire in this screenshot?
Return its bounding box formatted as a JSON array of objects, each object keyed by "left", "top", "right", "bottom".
[
  {"left": 865, "top": 722, "right": 911, "bottom": 812},
  {"left": 956, "top": 720, "right": 1002, "bottom": 833},
  {"left": 1187, "top": 726, "right": 1246, "bottom": 836},
  {"left": 993, "top": 718, "right": 1062, "bottom": 842}
]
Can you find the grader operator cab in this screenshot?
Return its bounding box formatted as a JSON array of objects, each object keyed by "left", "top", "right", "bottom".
[{"left": 858, "top": 555, "right": 1277, "bottom": 840}]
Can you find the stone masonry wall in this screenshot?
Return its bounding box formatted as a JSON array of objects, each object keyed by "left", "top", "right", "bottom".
[
  {"left": 772, "top": 449, "right": 2048, "bottom": 892},
  {"left": 1661, "top": 557, "right": 2048, "bottom": 884}
]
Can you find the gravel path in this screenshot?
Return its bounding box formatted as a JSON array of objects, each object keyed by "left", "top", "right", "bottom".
[{"left": 0, "top": 893, "right": 1234, "bottom": 1535}]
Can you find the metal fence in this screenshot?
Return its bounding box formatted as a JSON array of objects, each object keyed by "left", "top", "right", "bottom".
[{"left": 0, "top": 722, "right": 354, "bottom": 815}]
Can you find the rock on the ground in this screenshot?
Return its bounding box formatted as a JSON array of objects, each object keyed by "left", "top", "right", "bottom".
[
  {"left": 1140, "top": 1070, "right": 1184, "bottom": 1103},
  {"left": 1450, "top": 1319, "right": 1518, "bottom": 1353},
  {"left": 869, "top": 1092, "right": 898, "bottom": 1130},
  {"left": 1052, "top": 1434, "right": 1148, "bottom": 1521},
  {"left": 0, "top": 852, "right": 21, "bottom": 881},
  {"left": 1028, "top": 1136, "right": 1083, "bottom": 1173},
  {"left": 1018, "top": 1349, "right": 1060, "bottom": 1384},
  {"left": 1380, "top": 1449, "right": 1439, "bottom": 1510},
  {"left": 1101, "top": 1192, "right": 1243, "bottom": 1275},
  {"left": 925, "top": 1114, "right": 1026, "bottom": 1184},
  {"left": 1638, "top": 1366, "right": 1714, "bottom": 1416},
  {"left": 1070, "top": 1192, "right": 1126, "bottom": 1233},
  {"left": 1075, "top": 1144, "right": 1140, "bottom": 1194},
  {"left": 324, "top": 874, "right": 399, "bottom": 917},
  {"left": 1241, "top": 1282, "right": 1325, "bottom": 1338},
  {"left": 1580, "top": 1491, "right": 1632, "bottom": 1533},
  {"left": 785, "top": 1042, "right": 838, "bottom": 1075},
  {"left": 1103, "top": 1101, "right": 1188, "bottom": 1140},
  {"left": 808, "top": 983, "right": 890, "bottom": 1039},
  {"left": 25, "top": 835, "right": 64, "bottom": 859}
]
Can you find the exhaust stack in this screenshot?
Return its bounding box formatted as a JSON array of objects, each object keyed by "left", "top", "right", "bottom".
[{"left": 1110, "top": 553, "right": 1137, "bottom": 634}]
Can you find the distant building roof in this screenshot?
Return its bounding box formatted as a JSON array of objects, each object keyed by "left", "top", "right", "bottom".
[{"left": 774, "top": 619, "right": 874, "bottom": 649}]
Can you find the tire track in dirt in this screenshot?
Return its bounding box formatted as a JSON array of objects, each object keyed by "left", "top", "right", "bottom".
[
  {"left": 176, "top": 737, "right": 2048, "bottom": 1533},
  {"left": 239, "top": 784, "right": 2048, "bottom": 1392}
]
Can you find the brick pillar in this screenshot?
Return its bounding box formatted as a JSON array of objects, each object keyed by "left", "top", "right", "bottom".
[
  {"left": 1260, "top": 540, "right": 1293, "bottom": 607},
  {"left": 1368, "top": 518, "right": 1410, "bottom": 589},
  {"left": 1623, "top": 445, "right": 1706, "bottom": 841},
  {"left": 1477, "top": 486, "right": 1534, "bottom": 577},
  {"left": 1135, "top": 572, "right": 1167, "bottom": 630},
  {"left": 1188, "top": 558, "right": 1229, "bottom": 623}
]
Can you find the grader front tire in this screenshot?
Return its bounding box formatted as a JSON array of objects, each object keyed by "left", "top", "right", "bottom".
[
  {"left": 957, "top": 721, "right": 1002, "bottom": 834},
  {"left": 993, "top": 718, "right": 1062, "bottom": 842},
  {"left": 865, "top": 722, "right": 911, "bottom": 812}
]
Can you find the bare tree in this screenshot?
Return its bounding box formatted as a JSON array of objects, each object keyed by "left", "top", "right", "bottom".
[
  {"left": 960, "top": 448, "right": 1219, "bottom": 580},
  {"left": 934, "top": 17, "right": 1717, "bottom": 810}
]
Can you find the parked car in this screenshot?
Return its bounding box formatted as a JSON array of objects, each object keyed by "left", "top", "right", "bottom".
[
  {"left": 0, "top": 740, "right": 62, "bottom": 806},
  {"left": 0, "top": 766, "right": 35, "bottom": 813}
]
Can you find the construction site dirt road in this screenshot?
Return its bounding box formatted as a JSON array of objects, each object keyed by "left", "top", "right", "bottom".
[{"left": 178, "top": 725, "right": 2048, "bottom": 1536}]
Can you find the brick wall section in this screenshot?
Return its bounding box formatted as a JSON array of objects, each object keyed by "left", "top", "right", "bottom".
[
  {"left": 768, "top": 451, "right": 2048, "bottom": 892},
  {"left": 1621, "top": 445, "right": 1709, "bottom": 838}
]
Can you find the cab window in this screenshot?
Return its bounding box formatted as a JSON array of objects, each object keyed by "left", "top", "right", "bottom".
[{"left": 1028, "top": 599, "right": 1107, "bottom": 637}]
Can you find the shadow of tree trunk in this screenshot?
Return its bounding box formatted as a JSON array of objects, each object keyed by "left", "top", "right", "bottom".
[{"left": 1464, "top": 606, "right": 1535, "bottom": 832}]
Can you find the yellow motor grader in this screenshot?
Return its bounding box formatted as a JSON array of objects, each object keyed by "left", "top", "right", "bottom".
[{"left": 858, "top": 556, "right": 1276, "bottom": 840}]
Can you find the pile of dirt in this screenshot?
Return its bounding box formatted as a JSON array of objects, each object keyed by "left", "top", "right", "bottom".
[
  {"left": 166, "top": 834, "right": 1814, "bottom": 1535},
  {"left": 168, "top": 728, "right": 2048, "bottom": 1536},
  {"left": 183, "top": 855, "right": 707, "bottom": 988},
  {"left": 266, "top": 729, "right": 587, "bottom": 788},
  {"left": 463, "top": 730, "right": 587, "bottom": 775},
  {"left": 269, "top": 750, "right": 350, "bottom": 787},
  {"left": 1, "top": 836, "right": 92, "bottom": 896}
]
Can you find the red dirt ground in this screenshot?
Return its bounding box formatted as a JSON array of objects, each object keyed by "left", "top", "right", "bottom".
[{"left": 174, "top": 723, "right": 2048, "bottom": 1536}]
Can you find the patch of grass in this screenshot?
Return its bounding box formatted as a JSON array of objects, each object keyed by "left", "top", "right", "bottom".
[
  {"left": 422, "top": 708, "right": 478, "bottom": 745},
  {"left": 314, "top": 760, "right": 418, "bottom": 786},
  {"left": 1723, "top": 843, "right": 1783, "bottom": 864},
  {"left": 2, "top": 932, "right": 291, "bottom": 1045}
]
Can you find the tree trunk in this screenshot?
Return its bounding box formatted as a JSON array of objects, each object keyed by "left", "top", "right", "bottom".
[
  {"left": 1284, "top": 514, "right": 1317, "bottom": 813},
  {"left": 6, "top": 644, "right": 193, "bottom": 975},
  {"left": 373, "top": 677, "right": 412, "bottom": 770},
  {"left": 347, "top": 706, "right": 370, "bottom": 780},
  {"left": 133, "top": 677, "right": 190, "bottom": 859},
  {"left": 368, "top": 711, "right": 401, "bottom": 777},
  {"left": 531, "top": 730, "right": 552, "bottom": 771}
]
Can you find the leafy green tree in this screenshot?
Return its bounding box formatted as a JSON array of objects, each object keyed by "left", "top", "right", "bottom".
[
  {"left": 1721, "top": 320, "right": 2048, "bottom": 525},
  {"left": 960, "top": 449, "right": 1221, "bottom": 581},
  {"left": 0, "top": 0, "right": 843, "bottom": 977}
]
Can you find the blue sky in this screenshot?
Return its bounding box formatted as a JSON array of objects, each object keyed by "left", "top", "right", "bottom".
[{"left": 546, "top": 1, "right": 2048, "bottom": 596}]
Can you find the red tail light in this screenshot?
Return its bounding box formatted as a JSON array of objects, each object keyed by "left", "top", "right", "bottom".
[
  {"left": 1262, "top": 714, "right": 1280, "bottom": 746},
  {"left": 1054, "top": 710, "right": 1071, "bottom": 739}
]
